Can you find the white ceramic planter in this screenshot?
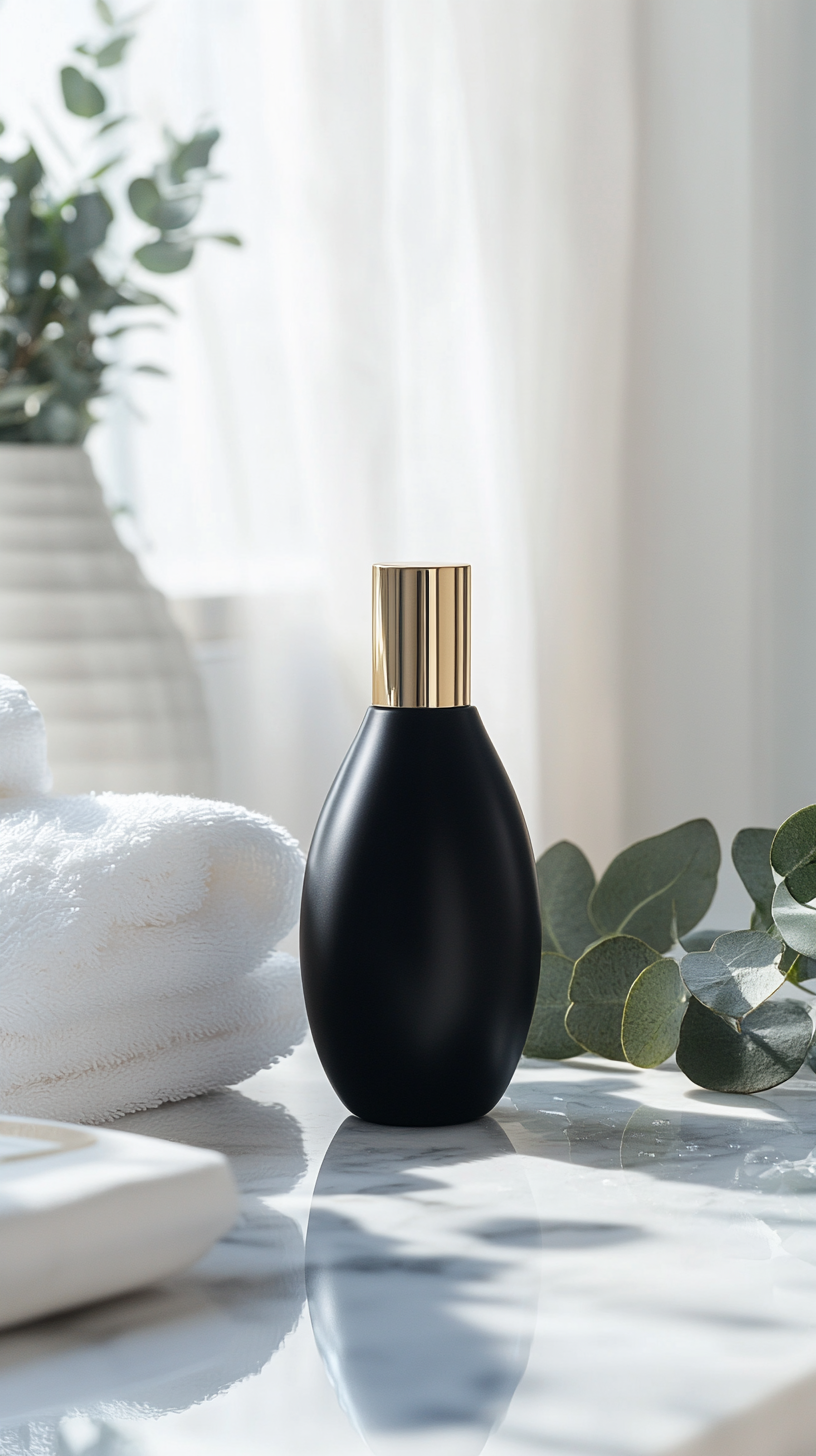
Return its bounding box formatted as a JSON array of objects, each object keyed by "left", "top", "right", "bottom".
[{"left": 0, "top": 444, "right": 214, "bottom": 794}]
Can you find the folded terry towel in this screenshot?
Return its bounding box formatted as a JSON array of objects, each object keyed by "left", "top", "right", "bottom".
[{"left": 0, "top": 676, "right": 306, "bottom": 1123}]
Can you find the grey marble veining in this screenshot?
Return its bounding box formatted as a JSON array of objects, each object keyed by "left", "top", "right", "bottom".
[{"left": 4, "top": 1043, "right": 816, "bottom": 1454}]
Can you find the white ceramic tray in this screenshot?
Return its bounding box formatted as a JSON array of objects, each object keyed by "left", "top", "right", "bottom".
[{"left": 0, "top": 1113, "right": 238, "bottom": 1330}]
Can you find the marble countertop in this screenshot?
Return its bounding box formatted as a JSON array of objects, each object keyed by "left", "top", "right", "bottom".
[{"left": 5, "top": 1040, "right": 816, "bottom": 1456}]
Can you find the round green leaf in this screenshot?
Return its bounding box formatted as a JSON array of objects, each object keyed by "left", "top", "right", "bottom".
[
  {"left": 128, "top": 178, "right": 200, "bottom": 231},
  {"left": 589, "top": 819, "right": 720, "bottom": 953},
  {"left": 536, "top": 841, "right": 597, "bottom": 960},
  {"left": 154, "top": 196, "right": 201, "bottom": 231},
  {"left": 676, "top": 996, "right": 813, "bottom": 1093},
  {"left": 62, "top": 192, "right": 112, "bottom": 260},
  {"left": 95, "top": 35, "right": 133, "bottom": 68},
  {"left": 128, "top": 177, "right": 161, "bottom": 224},
  {"left": 566, "top": 935, "right": 659, "bottom": 1061},
  {"left": 786, "top": 861, "right": 816, "bottom": 907},
  {"left": 134, "top": 240, "right": 195, "bottom": 274},
  {"left": 732, "top": 827, "right": 775, "bottom": 930},
  {"left": 61, "top": 66, "right": 105, "bottom": 119},
  {"left": 772, "top": 879, "right": 816, "bottom": 959},
  {"left": 1, "top": 148, "right": 44, "bottom": 195},
  {"left": 621, "top": 958, "right": 688, "bottom": 1068},
  {"left": 524, "top": 953, "right": 584, "bottom": 1061},
  {"left": 679, "top": 930, "right": 784, "bottom": 1019},
  {"left": 771, "top": 804, "right": 816, "bottom": 879}
]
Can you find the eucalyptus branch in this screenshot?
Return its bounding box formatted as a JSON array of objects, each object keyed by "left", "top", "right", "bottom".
[{"left": 0, "top": 0, "right": 240, "bottom": 443}]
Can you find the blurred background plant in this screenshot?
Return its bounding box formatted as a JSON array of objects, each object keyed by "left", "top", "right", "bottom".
[{"left": 0, "top": 0, "right": 239, "bottom": 445}]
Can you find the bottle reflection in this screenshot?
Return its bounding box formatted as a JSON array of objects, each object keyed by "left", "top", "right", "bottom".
[{"left": 306, "top": 1116, "right": 540, "bottom": 1456}]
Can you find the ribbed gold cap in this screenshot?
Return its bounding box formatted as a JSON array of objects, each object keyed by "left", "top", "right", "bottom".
[{"left": 372, "top": 564, "right": 471, "bottom": 707}]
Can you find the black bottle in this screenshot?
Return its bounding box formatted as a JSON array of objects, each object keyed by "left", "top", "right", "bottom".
[{"left": 300, "top": 564, "right": 541, "bottom": 1126}]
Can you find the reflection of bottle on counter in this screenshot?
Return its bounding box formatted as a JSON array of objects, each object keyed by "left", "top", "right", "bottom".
[
  {"left": 300, "top": 564, "right": 541, "bottom": 1127},
  {"left": 306, "top": 1115, "right": 541, "bottom": 1456}
]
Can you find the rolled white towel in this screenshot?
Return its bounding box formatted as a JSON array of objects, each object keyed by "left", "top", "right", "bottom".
[
  {"left": 0, "top": 677, "right": 306, "bottom": 1123},
  {"left": 0, "top": 676, "right": 51, "bottom": 797}
]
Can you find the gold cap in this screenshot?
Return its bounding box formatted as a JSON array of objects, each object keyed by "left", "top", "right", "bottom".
[{"left": 372, "top": 564, "right": 471, "bottom": 707}]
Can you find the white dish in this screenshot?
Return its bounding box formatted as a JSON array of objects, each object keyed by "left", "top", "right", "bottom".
[{"left": 0, "top": 1113, "right": 238, "bottom": 1330}]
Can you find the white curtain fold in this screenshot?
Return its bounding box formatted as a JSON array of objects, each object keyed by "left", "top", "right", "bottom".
[{"left": 2, "top": 1, "right": 816, "bottom": 927}]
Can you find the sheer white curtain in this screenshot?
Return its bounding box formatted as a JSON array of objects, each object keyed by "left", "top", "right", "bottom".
[
  {"left": 100, "top": 0, "right": 636, "bottom": 867},
  {"left": 2, "top": 0, "right": 816, "bottom": 927}
]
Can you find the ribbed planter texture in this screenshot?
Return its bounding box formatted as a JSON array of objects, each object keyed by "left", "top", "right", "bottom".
[{"left": 0, "top": 444, "right": 214, "bottom": 795}]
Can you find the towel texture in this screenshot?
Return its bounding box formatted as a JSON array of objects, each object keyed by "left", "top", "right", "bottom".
[{"left": 0, "top": 676, "right": 306, "bottom": 1123}]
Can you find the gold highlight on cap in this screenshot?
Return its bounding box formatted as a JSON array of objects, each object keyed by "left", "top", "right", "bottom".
[{"left": 372, "top": 564, "right": 471, "bottom": 708}]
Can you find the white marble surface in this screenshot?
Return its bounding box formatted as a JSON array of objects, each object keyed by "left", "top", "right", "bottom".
[{"left": 5, "top": 1040, "right": 816, "bottom": 1454}]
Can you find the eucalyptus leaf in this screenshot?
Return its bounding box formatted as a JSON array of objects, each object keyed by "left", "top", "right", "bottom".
[
  {"left": 169, "top": 128, "right": 220, "bottom": 184},
  {"left": 128, "top": 177, "right": 161, "bottom": 224},
  {"left": 134, "top": 240, "right": 194, "bottom": 273},
  {"left": 536, "top": 841, "right": 597, "bottom": 959},
  {"left": 566, "top": 935, "right": 659, "bottom": 1061},
  {"left": 786, "top": 862, "right": 816, "bottom": 907},
  {"left": 676, "top": 996, "right": 813, "bottom": 1093},
  {"left": 589, "top": 819, "right": 720, "bottom": 953},
  {"left": 153, "top": 196, "right": 200, "bottom": 231},
  {"left": 95, "top": 35, "right": 133, "bottom": 68},
  {"left": 96, "top": 0, "right": 115, "bottom": 23},
  {"left": 772, "top": 880, "right": 816, "bottom": 959},
  {"left": 207, "top": 233, "right": 241, "bottom": 245},
  {"left": 133, "top": 363, "right": 168, "bottom": 375},
  {"left": 0, "top": 148, "right": 44, "bottom": 195},
  {"left": 621, "top": 958, "right": 688, "bottom": 1068},
  {"left": 523, "top": 953, "right": 584, "bottom": 1061},
  {"left": 62, "top": 193, "right": 113, "bottom": 260},
  {"left": 771, "top": 804, "right": 816, "bottom": 878},
  {"left": 128, "top": 178, "right": 200, "bottom": 231},
  {"left": 680, "top": 930, "right": 784, "bottom": 1019},
  {"left": 732, "top": 827, "right": 776, "bottom": 930},
  {"left": 61, "top": 66, "right": 105, "bottom": 119}
]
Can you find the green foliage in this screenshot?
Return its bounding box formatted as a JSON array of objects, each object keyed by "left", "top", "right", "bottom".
[
  {"left": 134, "top": 239, "right": 195, "bottom": 273},
  {"left": 523, "top": 953, "right": 583, "bottom": 1060},
  {"left": 621, "top": 957, "right": 688, "bottom": 1068},
  {"left": 536, "top": 840, "right": 597, "bottom": 959},
  {"left": 676, "top": 997, "right": 813, "bottom": 1094},
  {"left": 732, "top": 827, "right": 776, "bottom": 930},
  {"left": 0, "top": 1, "right": 240, "bottom": 443},
  {"left": 526, "top": 811, "right": 816, "bottom": 1095},
  {"left": 588, "top": 819, "right": 719, "bottom": 952},
  {"left": 61, "top": 66, "right": 105, "bottom": 118},
  {"left": 772, "top": 880, "right": 816, "bottom": 959},
  {"left": 679, "top": 930, "right": 784, "bottom": 1019},
  {"left": 566, "top": 936, "right": 658, "bottom": 1061}
]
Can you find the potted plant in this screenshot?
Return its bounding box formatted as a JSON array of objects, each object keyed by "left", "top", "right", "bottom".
[{"left": 0, "top": 0, "right": 240, "bottom": 794}]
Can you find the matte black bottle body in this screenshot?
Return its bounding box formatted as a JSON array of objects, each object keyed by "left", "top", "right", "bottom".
[{"left": 300, "top": 706, "right": 541, "bottom": 1126}]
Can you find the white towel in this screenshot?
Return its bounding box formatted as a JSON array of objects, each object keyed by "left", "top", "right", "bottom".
[{"left": 0, "top": 676, "right": 306, "bottom": 1123}]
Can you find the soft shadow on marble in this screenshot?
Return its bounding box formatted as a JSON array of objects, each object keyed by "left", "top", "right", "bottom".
[
  {"left": 306, "top": 1115, "right": 541, "bottom": 1456},
  {"left": 0, "top": 1091, "right": 308, "bottom": 1448}
]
